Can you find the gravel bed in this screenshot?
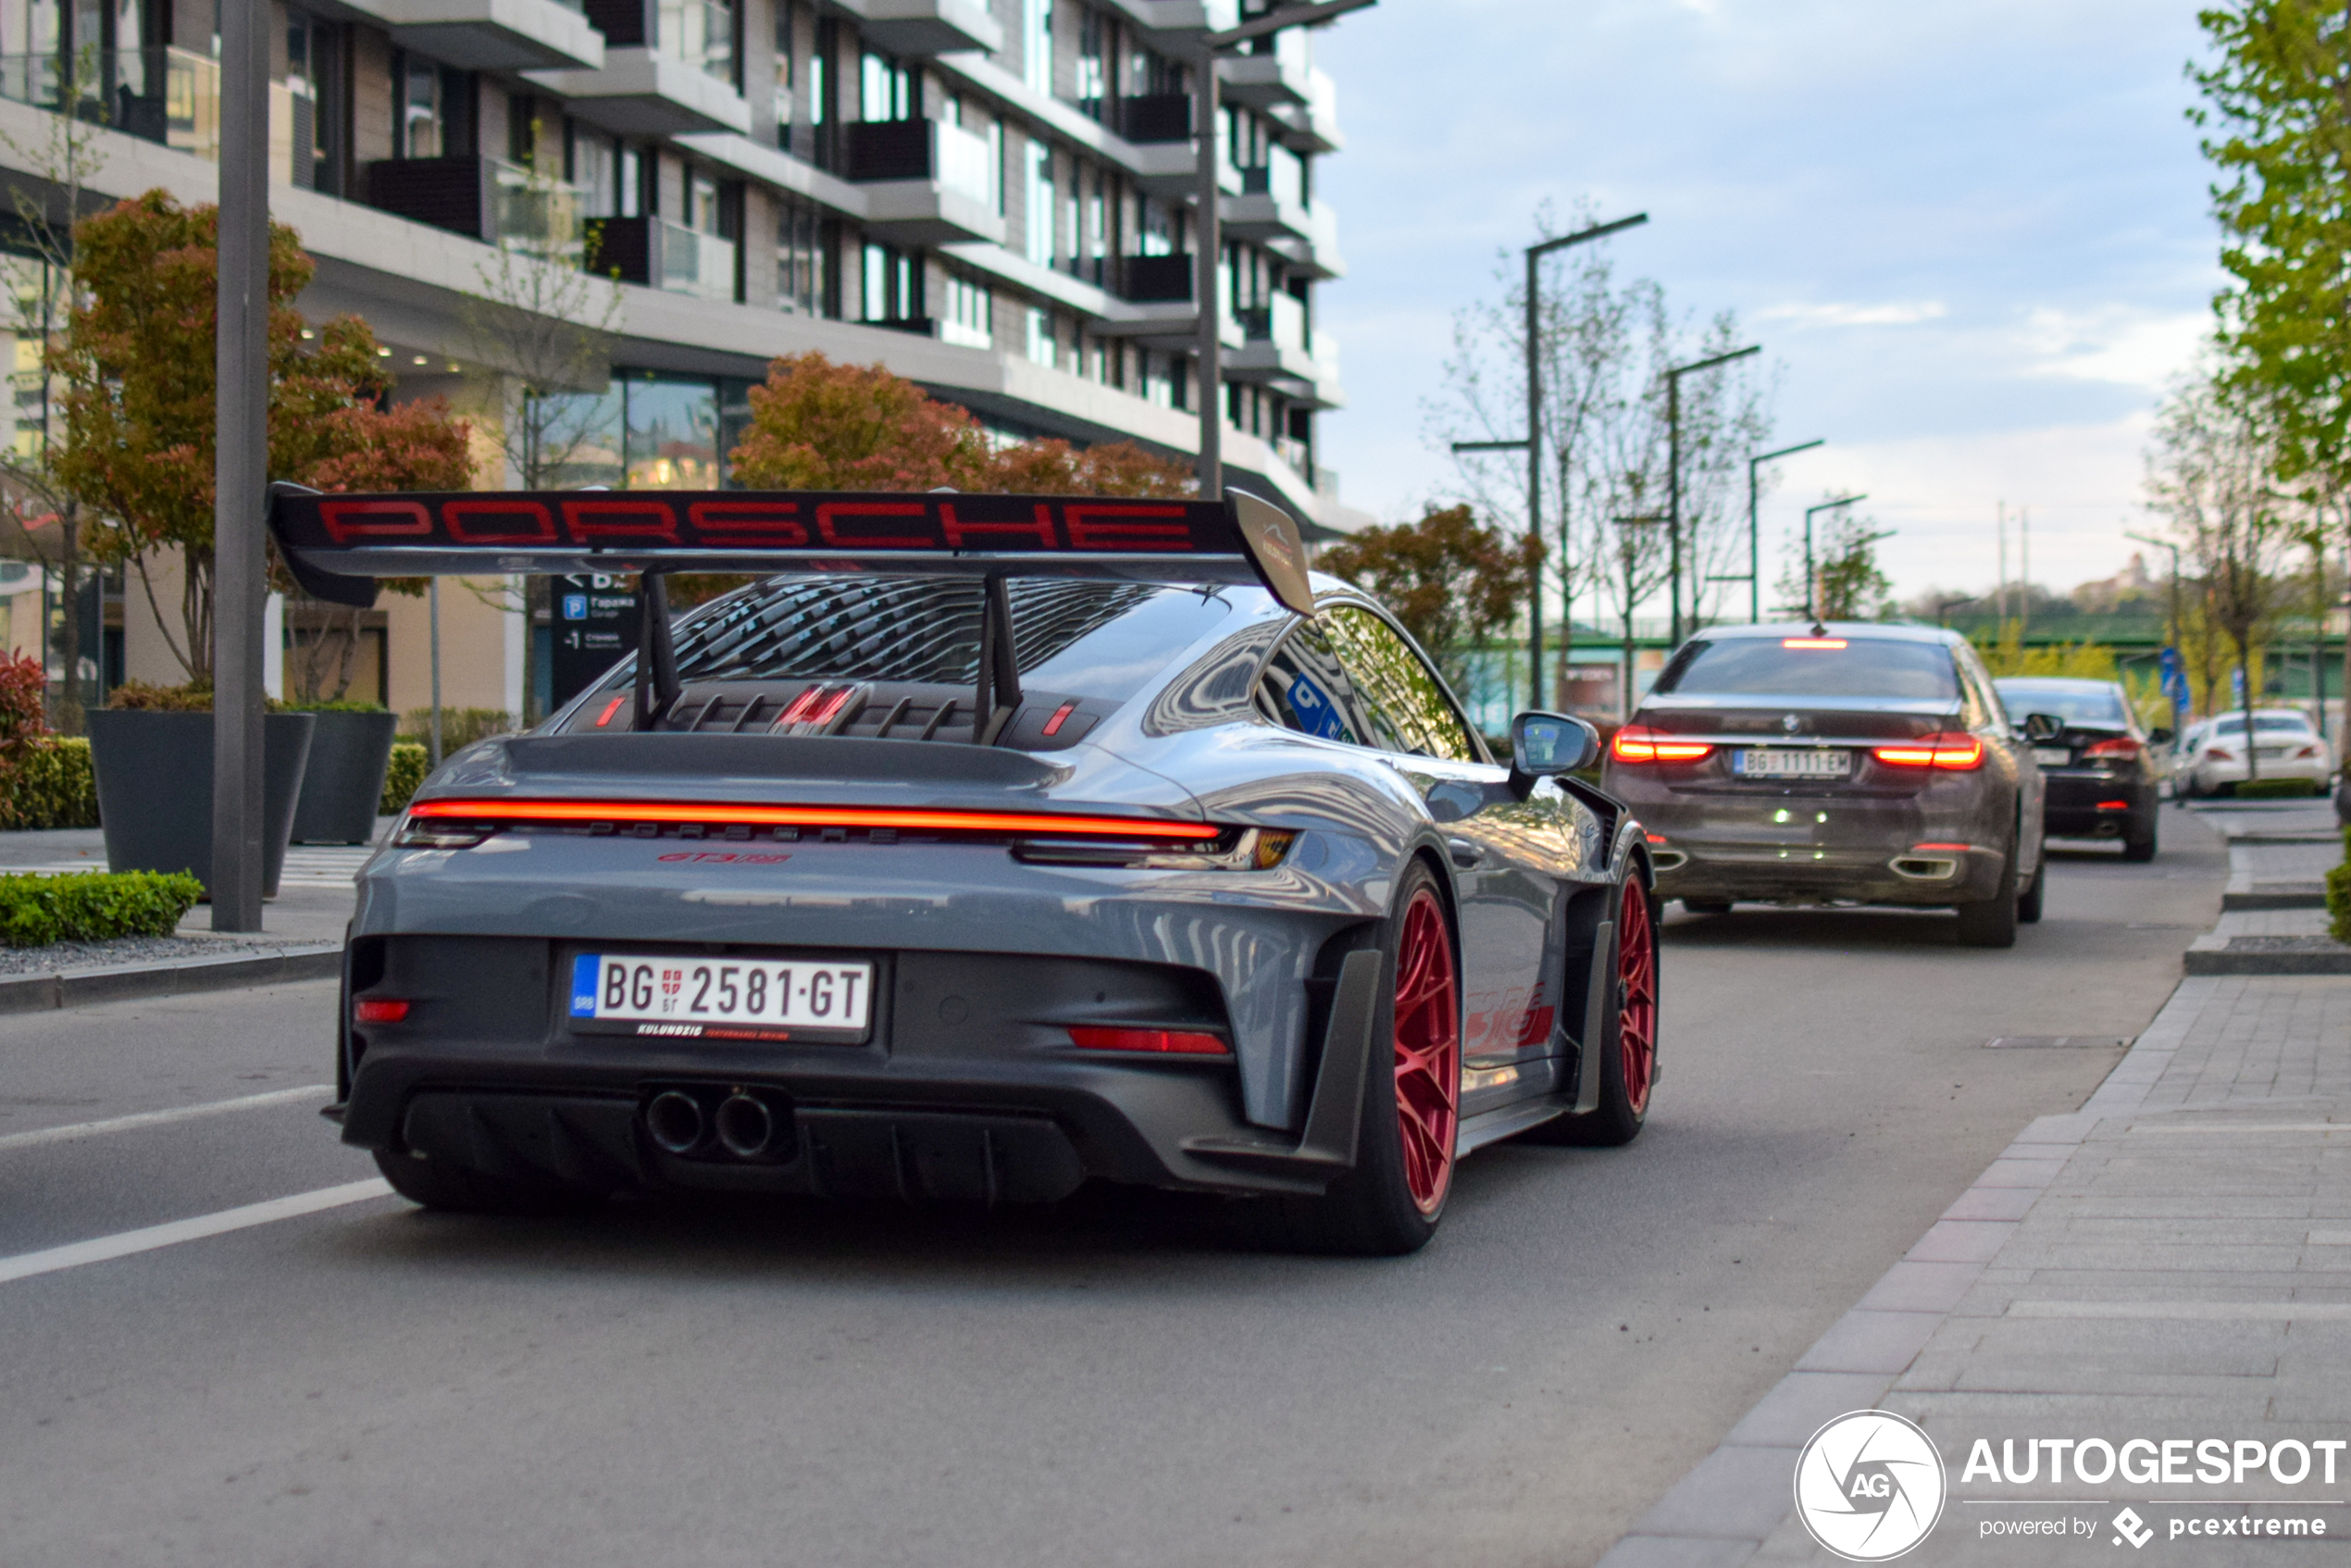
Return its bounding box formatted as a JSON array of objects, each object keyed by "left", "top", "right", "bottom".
[{"left": 0, "top": 933, "right": 307, "bottom": 977}]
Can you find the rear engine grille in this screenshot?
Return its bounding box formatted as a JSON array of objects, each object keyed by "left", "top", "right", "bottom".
[{"left": 564, "top": 678, "right": 1104, "bottom": 751}]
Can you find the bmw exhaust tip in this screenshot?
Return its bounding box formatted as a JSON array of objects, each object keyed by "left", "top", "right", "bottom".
[
  {"left": 714, "top": 1093, "right": 775, "bottom": 1159},
  {"left": 646, "top": 1090, "right": 705, "bottom": 1154}
]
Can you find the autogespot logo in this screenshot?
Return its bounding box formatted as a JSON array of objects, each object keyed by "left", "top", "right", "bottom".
[{"left": 1795, "top": 1410, "right": 1948, "bottom": 1562}]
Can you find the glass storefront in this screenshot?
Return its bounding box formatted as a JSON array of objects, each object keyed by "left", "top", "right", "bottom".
[{"left": 538, "top": 371, "right": 759, "bottom": 491}]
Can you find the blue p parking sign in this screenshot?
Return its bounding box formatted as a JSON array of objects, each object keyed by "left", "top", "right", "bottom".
[{"left": 562, "top": 593, "right": 589, "bottom": 620}]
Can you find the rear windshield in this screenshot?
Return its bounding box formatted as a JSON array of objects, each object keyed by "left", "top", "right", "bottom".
[
  {"left": 1995, "top": 682, "right": 2128, "bottom": 728},
  {"left": 2212, "top": 713, "right": 2314, "bottom": 735},
  {"left": 1654, "top": 637, "right": 1959, "bottom": 701},
  {"left": 662, "top": 576, "right": 1233, "bottom": 703}
]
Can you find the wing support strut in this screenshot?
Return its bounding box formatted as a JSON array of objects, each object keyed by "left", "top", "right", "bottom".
[
  {"left": 633, "top": 572, "right": 679, "bottom": 730},
  {"left": 972, "top": 570, "right": 1022, "bottom": 745}
]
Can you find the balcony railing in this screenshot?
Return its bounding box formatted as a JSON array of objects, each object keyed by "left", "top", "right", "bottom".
[
  {"left": 0, "top": 47, "right": 220, "bottom": 162},
  {"left": 1120, "top": 93, "right": 1189, "bottom": 143},
  {"left": 488, "top": 158, "right": 588, "bottom": 260},
  {"left": 1118, "top": 253, "right": 1193, "bottom": 304},
  {"left": 368, "top": 155, "right": 588, "bottom": 256},
  {"left": 588, "top": 215, "right": 737, "bottom": 303},
  {"left": 655, "top": 0, "right": 734, "bottom": 85},
  {"left": 1237, "top": 292, "right": 1305, "bottom": 352}
]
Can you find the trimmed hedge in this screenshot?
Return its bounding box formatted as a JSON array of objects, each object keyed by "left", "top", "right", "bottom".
[
  {"left": 2, "top": 737, "right": 99, "bottom": 829},
  {"left": 0, "top": 870, "right": 203, "bottom": 947},
  {"left": 380, "top": 742, "right": 429, "bottom": 815},
  {"left": 2331, "top": 832, "right": 2351, "bottom": 947},
  {"left": 2234, "top": 777, "right": 2320, "bottom": 800}
]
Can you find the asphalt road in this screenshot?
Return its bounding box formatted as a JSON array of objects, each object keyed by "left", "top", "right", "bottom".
[{"left": 0, "top": 805, "right": 2227, "bottom": 1568}]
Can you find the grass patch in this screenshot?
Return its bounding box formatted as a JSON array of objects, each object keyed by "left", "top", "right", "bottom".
[
  {"left": 2233, "top": 777, "right": 2321, "bottom": 800},
  {"left": 0, "top": 870, "right": 203, "bottom": 947}
]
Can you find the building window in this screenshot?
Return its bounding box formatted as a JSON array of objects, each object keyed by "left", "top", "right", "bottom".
[
  {"left": 861, "top": 50, "right": 909, "bottom": 121},
  {"left": 941, "top": 271, "right": 990, "bottom": 349},
  {"left": 1024, "top": 140, "right": 1053, "bottom": 266},
  {"left": 863, "top": 242, "right": 921, "bottom": 323},
  {"left": 1023, "top": 0, "right": 1052, "bottom": 95},
  {"left": 571, "top": 128, "right": 617, "bottom": 214},
  {"left": 989, "top": 118, "right": 1004, "bottom": 214},
  {"left": 619, "top": 144, "right": 643, "bottom": 217},
  {"left": 777, "top": 193, "right": 828, "bottom": 316},
  {"left": 689, "top": 168, "right": 723, "bottom": 234},
  {"left": 774, "top": 0, "right": 794, "bottom": 138},
  {"left": 1076, "top": 8, "right": 1105, "bottom": 117},
  {"left": 657, "top": 0, "right": 736, "bottom": 88},
  {"left": 1141, "top": 348, "right": 1172, "bottom": 408},
  {"left": 394, "top": 53, "right": 468, "bottom": 159},
  {"left": 1025, "top": 306, "right": 1054, "bottom": 369}
]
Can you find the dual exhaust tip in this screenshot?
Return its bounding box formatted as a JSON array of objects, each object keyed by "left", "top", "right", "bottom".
[{"left": 645, "top": 1087, "right": 790, "bottom": 1162}]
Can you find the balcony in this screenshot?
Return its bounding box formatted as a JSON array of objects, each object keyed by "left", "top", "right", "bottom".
[
  {"left": 1268, "top": 63, "right": 1341, "bottom": 155},
  {"left": 844, "top": 118, "right": 1004, "bottom": 246},
  {"left": 835, "top": 0, "right": 1001, "bottom": 57},
  {"left": 1117, "top": 254, "right": 1193, "bottom": 304},
  {"left": 526, "top": 46, "right": 751, "bottom": 136},
  {"left": 1222, "top": 165, "right": 1311, "bottom": 243},
  {"left": 585, "top": 215, "right": 738, "bottom": 304},
  {"left": 1226, "top": 293, "right": 1315, "bottom": 384},
  {"left": 1120, "top": 93, "right": 1189, "bottom": 143},
  {"left": 351, "top": 0, "right": 603, "bottom": 71},
  {"left": 1215, "top": 32, "right": 1310, "bottom": 109},
  {"left": 0, "top": 47, "right": 220, "bottom": 162},
  {"left": 1271, "top": 196, "right": 1343, "bottom": 281},
  {"left": 367, "top": 156, "right": 592, "bottom": 256}
]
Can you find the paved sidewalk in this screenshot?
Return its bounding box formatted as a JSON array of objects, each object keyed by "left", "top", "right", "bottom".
[{"left": 1602, "top": 819, "right": 2351, "bottom": 1567}]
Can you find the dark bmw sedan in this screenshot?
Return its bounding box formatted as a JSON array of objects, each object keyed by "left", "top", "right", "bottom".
[
  {"left": 1992, "top": 676, "right": 2167, "bottom": 862},
  {"left": 1601, "top": 623, "right": 2049, "bottom": 947}
]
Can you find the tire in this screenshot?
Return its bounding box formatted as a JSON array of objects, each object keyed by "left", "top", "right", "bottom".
[
  {"left": 1680, "top": 899, "right": 1733, "bottom": 915},
  {"left": 1281, "top": 860, "right": 1462, "bottom": 1255},
  {"left": 1954, "top": 835, "right": 2020, "bottom": 948},
  {"left": 373, "top": 1149, "right": 607, "bottom": 1216},
  {"left": 1531, "top": 876, "right": 1659, "bottom": 1148},
  {"left": 2122, "top": 817, "right": 2158, "bottom": 863},
  {"left": 2017, "top": 852, "right": 2046, "bottom": 924}
]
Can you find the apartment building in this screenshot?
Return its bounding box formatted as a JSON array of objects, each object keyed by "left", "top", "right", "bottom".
[{"left": 0, "top": 0, "right": 1355, "bottom": 717}]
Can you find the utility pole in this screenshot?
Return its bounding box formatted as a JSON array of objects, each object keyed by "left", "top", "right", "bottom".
[
  {"left": 1745, "top": 439, "right": 1823, "bottom": 623},
  {"left": 1457, "top": 211, "right": 1648, "bottom": 708},
  {"left": 2020, "top": 504, "right": 2031, "bottom": 636},
  {"left": 1996, "top": 501, "right": 2007, "bottom": 622},
  {"left": 1191, "top": 0, "right": 1375, "bottom": 501},
  {"left": 211, "top": 0, "right": 268, "bottom": 932},
  {"left": 1664, "top": 343, "right": 1760, "bottom": 645}
]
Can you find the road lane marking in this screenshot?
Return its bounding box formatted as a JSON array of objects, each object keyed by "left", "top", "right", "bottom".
[
  {"left": 0, "top": 1083, "right": 335, "bottom": 1153},
  {"left": 0, "top": 1179, "right": 392, "bottom": 1286}
]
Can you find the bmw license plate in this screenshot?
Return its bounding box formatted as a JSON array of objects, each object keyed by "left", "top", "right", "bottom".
[
  {"left": 1733, "top": 748, "right": 1849, "bottom": 779},
  {"left": 2033, "top": 747, "right": 2071, "bottom": 766},
  {"left": 569, "top": 953, "right": 874, "bottom": 1042}
]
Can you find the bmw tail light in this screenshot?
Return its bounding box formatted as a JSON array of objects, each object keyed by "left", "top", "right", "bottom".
[
  {"left": 1067, "top": 1027, "right": 1230, "bottom": 1055},
  {"left": 2084, "top": 737, "right": 2140, "bottom": 760},
  {"left": 1611, "top": 725, "right": 1713, "bottom": 764},
  {"left": 1872, "top": 732, "right": 1984, "bottom": 770}
]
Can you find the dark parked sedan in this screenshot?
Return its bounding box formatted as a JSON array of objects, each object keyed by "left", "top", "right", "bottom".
[
  {"left": 1992, "top": 676, "right": 2168, "bottom": 862},
  {"left": 1600, "top": 623, "right": 2049, "bottom": 947}
]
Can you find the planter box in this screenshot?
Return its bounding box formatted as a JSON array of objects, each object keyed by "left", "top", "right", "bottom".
[
  {"left": 86, "top": 711, "right": 315, "bottom": 897},
  {"left": 290, "top": 710, "right": 399, "bottom": 844}
]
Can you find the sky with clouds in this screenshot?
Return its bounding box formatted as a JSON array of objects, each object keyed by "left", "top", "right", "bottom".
[{"left": 1307, "top": 0, "right": 2221, "bottom": 604}]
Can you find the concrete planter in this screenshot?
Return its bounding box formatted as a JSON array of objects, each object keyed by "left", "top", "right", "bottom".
[
  {"left": 85, "top": 710, "right": 315, "bottom": 898},
  {"left": 289, "top": 709, "right": 398, "bottom": 844}
]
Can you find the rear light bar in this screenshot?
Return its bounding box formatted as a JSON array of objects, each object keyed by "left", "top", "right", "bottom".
[
  {"left": 354, "top": 999, "right": 410, "bottom": 1024},
  {"left": 1067, "top": 1026, "right": 1229, "bottom": 1056},
  {"left": 404, "top": 799, "right": 1223, "bottom": 841},
  {"left": 1782, "top": 637, "right": 1847, "bottom": 650},
  {"left": 2084, "top": 737, "right": 2140, "bottom": 760},
  {"left": 1872, "top": 732, "right": 1984, "bottom": 770},
  {"left": 1611, "top": 725, "right": 1713, "bottom": 764},
  {"left": 2096, "top": 800, "right": 2131, "bottom": 811}
]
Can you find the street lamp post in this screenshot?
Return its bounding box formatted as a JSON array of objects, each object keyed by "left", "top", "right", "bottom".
[
  {"left": 1614, "top": 514, "right": 1665, "bottom": 718},
  {"left": 2125, "top": 529, "right": 2189, "bottom": 728},
  {"left": 1664, "top": 343, "right": 1761, "bottom": 645},
  {"left": 1192, "top": 0, "right": 1375, "bottom": 501},
  {"left": 1452, "top": 212, "right": 1647, "bottom": 709},
  {"left": 1802, "top": 494, "right": 1866, "bottom": 623},
  {"left": 1742, "top": 439, "right": 1823, "bottom": 623}
]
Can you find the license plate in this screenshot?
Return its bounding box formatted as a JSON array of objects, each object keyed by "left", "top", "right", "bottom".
[
  {"left": 2033, "top": 747, "right": 2071, "bottom": 766},
  {"left": 569, "top": 953, "right": 874, "bottom": 1042},
  {"left": 1733, "top": 747, "right": 1849, "bottom": 778}
]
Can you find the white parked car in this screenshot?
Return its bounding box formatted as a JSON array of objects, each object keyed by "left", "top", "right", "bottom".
[{"left": 2178, "top": 708, "right": 2333, "bottom": 797}]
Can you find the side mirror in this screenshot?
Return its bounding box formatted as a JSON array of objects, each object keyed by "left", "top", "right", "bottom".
[
  {"left": 2148, "top": 726, "right": 2175, "bottom": 746},
  {"left": 1509, "top": 710, "right": 1598, "bottom": 794},
  {"left": 2021, "top": 713, "right": 2063, "bottom": 743}
]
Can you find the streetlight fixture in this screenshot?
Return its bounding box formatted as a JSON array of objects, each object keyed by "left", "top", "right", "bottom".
[
  {"left": 1738, "top": 440, "right": 1823, "bottom": 624},
  {"left": 1192, "top": 0, "right": 1377, "bottom": 499},
  {"left": 1451, "top": 211, "right": 1648, "bottom": 708},
  {"left": 1934, "top": 595, "right": 1971, "bottom": 629},
  {"left": 1664, "top": 343, "right": 1761, "bottom": 645},
  {"left": 1802, "top": 494, "right": 1867, "bottom": 623}
]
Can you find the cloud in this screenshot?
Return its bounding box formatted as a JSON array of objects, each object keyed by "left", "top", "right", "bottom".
[
  {"left": 1757, "top": 301, "right": 1949, "bottom": 329},
  {"left": 2018, "top": 307, "right": 2212, "bottom": 392}
]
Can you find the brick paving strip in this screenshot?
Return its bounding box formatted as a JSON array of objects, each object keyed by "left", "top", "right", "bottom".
[{"left": 1600, "top": 818, "right": 2351, "bottom": 1568}]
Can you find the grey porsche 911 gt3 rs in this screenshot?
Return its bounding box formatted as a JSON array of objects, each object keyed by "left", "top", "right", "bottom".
[{"left": 276, "top": 485, "right": 1660, "bottom": 1254}]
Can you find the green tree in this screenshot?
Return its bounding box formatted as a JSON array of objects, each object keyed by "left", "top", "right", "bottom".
[
  {"left": 1775, "top": 500, "right": 1892, "bottom": 620},
  {"left": 1316, "top": 504, "right": 1543, "bottom": 691}
]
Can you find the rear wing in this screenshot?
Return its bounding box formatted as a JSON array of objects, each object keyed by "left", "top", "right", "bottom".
[{"left": 265, "top": 484, "right": 1316, "bottom": 617}]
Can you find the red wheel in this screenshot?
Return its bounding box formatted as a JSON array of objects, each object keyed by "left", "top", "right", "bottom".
[
  {"left": 1392, "top": 886, "right": 1461, "bottom": 1214},
  {"left": 1616, "top": 880, "right": 1656, "bottom": 1118}
]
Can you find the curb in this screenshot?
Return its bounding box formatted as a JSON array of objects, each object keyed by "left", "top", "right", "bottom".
[
  {"left": 0, "top": 945, "right": 341, "bottom": 1014},
  {"left": 2183, "top": 933, "right": 2351, "bottom": 975},
  {"left": 1594, "top": 978, "right": 2211, "bottom": 1565}
]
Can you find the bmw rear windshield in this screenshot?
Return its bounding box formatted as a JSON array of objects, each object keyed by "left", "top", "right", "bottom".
[
  {"left": 1653, "top": 637, "right": 1960, "bottom": 701},
  {"left": 664, "top": 576, "right": 1234, "bottom": 703},
  {"left": 1994, "top": 680, "right": 2128, "bottom": 728}
]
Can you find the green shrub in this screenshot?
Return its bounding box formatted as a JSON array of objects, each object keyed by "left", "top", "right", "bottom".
[
  {"left": 2, "top": 737, "right": 99, "bottom": 829},
  {"left": 0, "top": 870, "right": 203, "bottom": 947},
  {"left": 398, "top": 708, "right": 516, "bottom": 752},
  {"left": 2234, "top": 777, "right": 2320, "bottom": 800},
  {"left": 2332, "top": 831, "right": 2351, "bottom": 946},
  {"left": 105, "top": 680, "right": 216, "bottom": 711},
  {"left": 380, "top": 742, "right": 429, "bottom": 814}
]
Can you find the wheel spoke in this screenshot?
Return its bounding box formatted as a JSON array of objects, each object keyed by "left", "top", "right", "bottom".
[
  {"left": 1616, "top": 889, "right": 1656, "bottom": 1115},
  {"left": 1391, "top": 889, "right": 1458, "bottom": 1216}
]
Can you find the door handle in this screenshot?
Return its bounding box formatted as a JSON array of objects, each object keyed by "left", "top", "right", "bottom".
[{"left": 1447, "top": 837, "right": 1484, "bottom": 870}]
